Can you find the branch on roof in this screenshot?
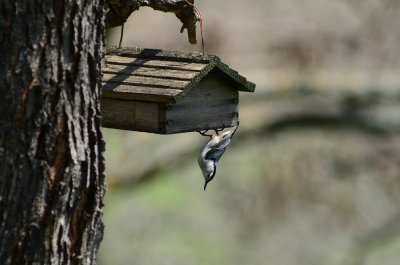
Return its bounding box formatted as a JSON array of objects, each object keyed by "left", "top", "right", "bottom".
[{"left": 105, "top": 0, "right": 198, "bottom": 44}]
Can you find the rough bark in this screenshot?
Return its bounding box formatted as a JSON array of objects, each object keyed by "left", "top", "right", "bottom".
[
  {"left": 105, "top": 0, "right": 198, "bottom": 44},
  {"left": 0, "top": 1, "right": 106, "bottom": 264}
]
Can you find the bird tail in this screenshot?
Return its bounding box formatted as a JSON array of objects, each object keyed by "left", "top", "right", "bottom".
[
  {"left": 230, "top": 121, "right": 239, "bottom": 139},
  {"left": 223, "top": 122, "right": 239, "bottom": 139}
]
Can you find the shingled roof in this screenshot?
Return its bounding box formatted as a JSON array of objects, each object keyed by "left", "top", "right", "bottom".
[{"left": 102, "top": 47, "right": 256, "bottom": 103}]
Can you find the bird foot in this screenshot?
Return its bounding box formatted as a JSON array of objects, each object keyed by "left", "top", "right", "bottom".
[
  {"left": 198, "top": 126, "right": 226, "bottom": 137},
  {"left": 198, "top": 130, "right": 213, "bottom": 137},
  {"left": 214, "top": 128, "right": 224, "bottom": 135}
]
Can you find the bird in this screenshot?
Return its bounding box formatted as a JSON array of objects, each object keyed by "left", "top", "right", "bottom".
[{"left": 198, "top": 122, "right": 239, "bottom": 190}]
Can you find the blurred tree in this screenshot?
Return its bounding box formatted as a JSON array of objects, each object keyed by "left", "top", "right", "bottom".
[{"left": 0, "top": 1, "right": 106, "bottom": 264}]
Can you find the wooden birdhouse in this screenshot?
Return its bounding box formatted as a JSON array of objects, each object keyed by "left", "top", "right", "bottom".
[{"left": 101, "top": 47, "right": 255, "bottom": 134}]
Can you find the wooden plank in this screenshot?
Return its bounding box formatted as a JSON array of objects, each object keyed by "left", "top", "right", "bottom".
[
  {"left": 165, "top": 98, "right": 238, "bottom": 134},
  {"left": 101, "top": 98, "right": 136, "bottom": 130},
  {"left": 165, "top": 113, "right": 238, "bottom": 134},
  {"left": 105, "top": 55, "right": 207, "bottom": 71},
  {"left": 102, "top": 83, "right": 180, "bottom": 103},
  {"left": 179, "top": 71, "right": 239, "bottom": 103},
  {"left": 107, "top": 47, "right": 214, "bottom": 64},
  {"left": 103, "top": 64, "right": 198, "bottom": 80},
  {"left": 162, "top": 72, "right": 239, "bottom": 133},
  {"left": 166, "top": 99, "right": 237, "bottom": 119},
  {"left": 134, "top": 101, "right": 160, "bottom": 132},
  {"left": 101, "top": 98, "right": 160, "bottom": 133},
  {"left": 103, "top": 73, "right": 188, "bottom": 89}
]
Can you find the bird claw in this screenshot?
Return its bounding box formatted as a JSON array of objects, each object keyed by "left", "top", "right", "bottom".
[
  {"left": 198, "top": 126, "right": 225, "bottom": 137},
  {"left": 198, "top": 130, "right": 213, "bottom": 137},
  {"left": 214, "top": 128, "right": 224, "bottom": 135}
]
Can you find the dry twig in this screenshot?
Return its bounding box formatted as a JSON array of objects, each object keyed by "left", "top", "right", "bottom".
[{"left": 181, "top": 0, "right": 205, "bottom": 53}]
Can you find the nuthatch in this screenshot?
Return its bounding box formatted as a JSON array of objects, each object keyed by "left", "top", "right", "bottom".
[{"left": 198, "top": 122, "right": 239, "bottom": 190}]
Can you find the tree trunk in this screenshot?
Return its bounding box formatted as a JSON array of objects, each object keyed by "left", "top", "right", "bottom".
[{"left": 0, "top": 1, "right": 106, "bottom": 264}]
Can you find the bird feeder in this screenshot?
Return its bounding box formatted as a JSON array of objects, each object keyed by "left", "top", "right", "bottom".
[{"left": 101, "top": 47, "right": 255, "bottom": 134}]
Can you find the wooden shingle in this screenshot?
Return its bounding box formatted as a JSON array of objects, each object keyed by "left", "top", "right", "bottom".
[{"left": 101, "top": 47, "right": 255, "bottom": 134}]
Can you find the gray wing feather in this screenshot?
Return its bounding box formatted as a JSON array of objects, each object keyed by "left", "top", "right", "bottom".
[
  {"left": 205, "top": 148, "right": 227, "bottom": 162},
  {"left": 205, "top": 123, "right": 239, "bottom": 162},
  {"left": 209, "top": 136, "right": 231, "bottom": 150}
]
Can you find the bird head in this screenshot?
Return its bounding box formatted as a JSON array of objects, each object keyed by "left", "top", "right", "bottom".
[{"left": 202, "top": 162, "right": 216, "bottom": 190}]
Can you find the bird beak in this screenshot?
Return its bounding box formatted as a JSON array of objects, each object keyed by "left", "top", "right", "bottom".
[{"left": 204, "top": 181, "right": 208, "bottom": 191}]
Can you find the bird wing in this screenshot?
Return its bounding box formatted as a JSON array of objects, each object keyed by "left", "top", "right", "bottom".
[
  {"left": 214, "top": 136, "right": 231, "bottom": 150},
  {"left": 204, "top": 123, "right": 239, "bottom": 162},
  {"left": 206, "top": 136, "right": 231, "bottom": 160},
  {"left": 205, "top": 147, "right": 227, "bottom": 162}
]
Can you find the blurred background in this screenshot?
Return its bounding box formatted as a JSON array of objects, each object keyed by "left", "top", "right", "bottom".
[{"left": 99, "top": 0, "right": 400, "bottom": 264}]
